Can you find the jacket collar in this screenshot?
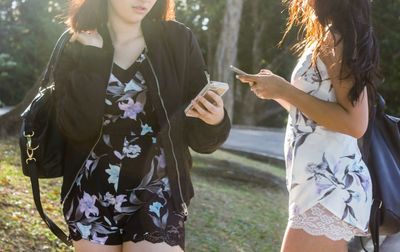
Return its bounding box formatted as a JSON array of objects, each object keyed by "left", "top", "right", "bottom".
[
  {"left": 141, "top": 19, "right": 165, "bottom": 59},
  {"left": 97, "top": 22, "right": 114, "bottom": 53}
]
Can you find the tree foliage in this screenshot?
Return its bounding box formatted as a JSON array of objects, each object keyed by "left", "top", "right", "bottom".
[
  {"left": 0, "top": 0, "right": 65, "bottom": 105},
  {"left": 372, "top": 0, "right": 400, "bottom": 115},
  {"left": 1, "top": 0, "right": 399, "bottom": 126}
]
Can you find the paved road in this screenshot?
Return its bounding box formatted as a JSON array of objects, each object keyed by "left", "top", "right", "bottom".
[{"left": 222, "top": 126, "right": 285, "bottom": 164}]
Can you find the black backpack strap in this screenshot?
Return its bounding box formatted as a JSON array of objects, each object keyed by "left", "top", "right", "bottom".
[
  {"left": 358, "top": 199, "right": 382, "bottom": 252},
  {"left": 28, "top": 30, "right": 73, "bottom": 246},
  {"left": 368, "top": 94, "right": 386, "bottom": 252},
  {"left": 360, "top": 93, "right": 384, "bottom": 252},
  {"left": 28, "top": 161, "right": 72, "bottom": 246},
  {"left": 370, "top": 199, "right": 382, "bottom": 252},
  {"left": 360, "top": 237, "right": 368, "bottom": 252}
]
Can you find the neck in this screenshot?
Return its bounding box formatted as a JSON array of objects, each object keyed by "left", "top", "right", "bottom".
[{"left": 107, "top": 13, "right": 143, "bottom": 45}]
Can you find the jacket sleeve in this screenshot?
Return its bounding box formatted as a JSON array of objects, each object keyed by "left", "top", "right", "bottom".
[
  {"left": 183, "top": 30, "right": 231, "bottom": 154},
  {"left": 54, "top": 41, "right": 112, "bottom": 144}
]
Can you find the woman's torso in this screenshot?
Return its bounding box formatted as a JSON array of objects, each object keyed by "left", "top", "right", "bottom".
[{"left": 284, "top": 46, "right": 372, "bottom": 231}]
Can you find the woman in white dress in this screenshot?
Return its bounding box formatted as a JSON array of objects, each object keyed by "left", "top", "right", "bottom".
[{"left": 238, "top": 0, "right": 381, "bottom": 251}]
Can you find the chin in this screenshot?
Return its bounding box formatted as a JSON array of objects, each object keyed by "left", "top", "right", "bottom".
[{"left": 124, "top": 15, "right": 145, "bottom": 24}]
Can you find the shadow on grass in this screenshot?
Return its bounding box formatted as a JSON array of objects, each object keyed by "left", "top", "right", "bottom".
[{"left": 193, "top": 155, "right": 286, "bottom": 191}]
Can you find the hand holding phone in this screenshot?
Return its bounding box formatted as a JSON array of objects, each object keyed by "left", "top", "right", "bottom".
[
  {"left": 230, "top": 65, "right": 249, "bottom": 76},
  {"left": 184, "top": 81, "right": 229, "bottom": 114},
  {"left": 231, "top": 65, "right": 256, "bottom": 87}
]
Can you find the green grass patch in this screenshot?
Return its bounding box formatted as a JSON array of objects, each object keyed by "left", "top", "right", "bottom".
[
  {"left": 192, "top": 150, "right": 286, "bottom": 179},
  {"left": 186, "top": 173, "right": 287, "bottom": 252},
  {"left": 0, "top": 137, "right": 71, "bottom": 252},
  {"left": 0, "top": 137, "right": 288, "bottom": 251}
]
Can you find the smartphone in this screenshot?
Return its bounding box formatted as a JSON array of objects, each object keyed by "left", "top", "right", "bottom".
[
  {"left": 230, "top": 65, "right": 249, "bottom": 75},
  {"left": 185, "top": 81, "right": 229, "bottom": 114}
]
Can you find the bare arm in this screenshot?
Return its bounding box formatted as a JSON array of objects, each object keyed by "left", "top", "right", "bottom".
[
  {"left": 275, "top": 98, "right": 291, "bottom": 112},
  {"left": 281, "top": 83, "right": 368, "bottom": 138},
  {"left": 239, "top": 69, "right": 291, "bottom": 111},
  {"left": 238, "top": 38, "right": 369, "bottom": 138}
]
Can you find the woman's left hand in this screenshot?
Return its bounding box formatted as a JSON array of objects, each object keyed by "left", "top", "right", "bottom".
[
  {"left": 237, "top": 69, "right": 289, "bottom": 100},
  {"left": 186, "top": 91, "right": 225, "bottom": 125}
]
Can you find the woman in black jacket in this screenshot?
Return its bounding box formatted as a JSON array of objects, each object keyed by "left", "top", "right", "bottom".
[{"left": 54, "top": 0, "right": 231, "bottom": 251}]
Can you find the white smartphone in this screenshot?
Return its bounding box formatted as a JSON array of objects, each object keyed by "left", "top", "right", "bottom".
[
  {"left": 230, "top": 65, "right": 249, "bottom": 75},
  {"left": 184, "top": 81, "right": 229, "bottom": 114}
]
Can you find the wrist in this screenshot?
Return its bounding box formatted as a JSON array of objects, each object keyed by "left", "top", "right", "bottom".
[
  {"left": 210, "top": 114, "right": 224, "bottom": 126},
  {"left": 206, "top": 110, "right": 228, "bottom": 128},
  {"left": 276, "top": 77, "right": 291, "bottom": 100}
]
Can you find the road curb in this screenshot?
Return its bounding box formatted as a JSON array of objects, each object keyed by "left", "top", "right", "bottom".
[{"left": 220, "top": 146, "right": 286, "bottom": 168}]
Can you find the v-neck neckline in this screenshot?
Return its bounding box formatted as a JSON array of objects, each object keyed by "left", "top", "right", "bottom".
[{"left": 113, "top": 49, "right": 147, "bottom": 71}]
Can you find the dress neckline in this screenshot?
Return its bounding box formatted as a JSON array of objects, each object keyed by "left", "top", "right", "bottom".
[{"left": 113, "top": 49, "right": 147, "bottom": 72}]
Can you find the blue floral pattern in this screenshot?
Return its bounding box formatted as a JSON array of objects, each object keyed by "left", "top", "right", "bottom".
[
  {"left": 284, "top": 46, "right": 373, "bottom": 233},
  {"left": 62, "top": 52, "right": 185, "bottom": 248}
]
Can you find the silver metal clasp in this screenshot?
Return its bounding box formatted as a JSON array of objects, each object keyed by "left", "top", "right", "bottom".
[{"left": 182, "top": 202, "right": 189, "bottom": 217}]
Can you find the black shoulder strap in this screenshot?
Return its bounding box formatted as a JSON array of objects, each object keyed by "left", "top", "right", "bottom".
[
  {"left": 41, "top": 29, "right": 72, "bottom": 87},
  {"left": 362, "top": 93, "right": 385, "bottom": 252},
  {"left": 29, "top": 161, "right": 72, "bottom": 246},
  {"left": 30, "top": 30, "right": 73, "bottom": 246}
]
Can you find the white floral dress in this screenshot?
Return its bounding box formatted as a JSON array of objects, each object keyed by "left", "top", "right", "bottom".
[
  {"left": 62, "top": 51, "right": 185, "bottom": 249},
  {"left": 284, "top": 46, "right": 373, "bottom": 241}
]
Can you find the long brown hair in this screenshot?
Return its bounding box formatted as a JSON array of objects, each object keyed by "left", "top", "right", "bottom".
[
  {"left": 282, "top": 0, "right": 381, "bottom": 105},
  {"left": 66, "top": 0, "right": 175, "bottom": 32}
]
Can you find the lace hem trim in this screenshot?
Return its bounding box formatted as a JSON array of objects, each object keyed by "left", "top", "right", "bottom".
[{"left": 288, "top": 203, "right": 368, "bottom": 242}]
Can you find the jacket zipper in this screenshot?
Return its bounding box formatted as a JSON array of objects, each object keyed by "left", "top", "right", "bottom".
[
  {"left": 60, "top": 123, "right": 104, "bottom": 205},
  {"left": 145, "top": 52, "right": 189, "bottom": 216},
  {"left": 61, "top": 56, "right": 114, "bottom": 205}
]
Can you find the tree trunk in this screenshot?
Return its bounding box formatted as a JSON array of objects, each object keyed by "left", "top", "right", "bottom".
[
  {"left": 240, "top": 0, "right": 267, "bottom": 126},
  {"left": 213, "top": 0, "right": 244, "bottom": 121}
]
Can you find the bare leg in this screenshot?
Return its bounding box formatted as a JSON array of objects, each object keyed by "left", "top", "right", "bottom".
[
  {"left": 73, "top": 240, "right": 122, "bottom": 252},
  {"left": 122, "top": 241, "right": 183, "bottom": 252},
  {"left": 281, "top": 226, "right": 348, "bottom": 252}
]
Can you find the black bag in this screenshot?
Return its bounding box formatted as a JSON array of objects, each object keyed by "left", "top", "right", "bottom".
[
  {"left": 19, "top": 30, "right": 72, "bottom": 246},
  {"left": 360, "top": 94, "right": 400, "bottom": 252}
]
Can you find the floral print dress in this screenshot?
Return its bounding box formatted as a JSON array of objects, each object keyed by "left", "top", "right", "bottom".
[
  {"left": 284, "top": 45, "right": 373, "bottom": 241},
  {"left": 62, "top": 51, "right": 185, "bottom": 249}
]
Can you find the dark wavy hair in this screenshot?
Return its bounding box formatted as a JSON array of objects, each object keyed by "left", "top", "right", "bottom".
[
  {"left": 282, "top": 0, "right": 381, "bottom": 105},
  {"left": 66, "top": 0, "right": 175, "bottom": 31}
]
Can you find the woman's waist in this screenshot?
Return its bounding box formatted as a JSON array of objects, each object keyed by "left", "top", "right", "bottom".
[
  {"left": 103, "top": 120, "right": 160, "bottom": 136},
  {"left": 285, "top": 126, "right": 362, "bottom": 154},
  {"left": 287, "top": 124, "right": 358, "bottom": 141}
]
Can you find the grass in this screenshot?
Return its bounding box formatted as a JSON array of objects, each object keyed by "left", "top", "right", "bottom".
[
  {"left": 0, "top": 137, "right": 288, "bottom": 252},
  {"left": 192, "top": 150, "right": 286, "bottom": 179}
]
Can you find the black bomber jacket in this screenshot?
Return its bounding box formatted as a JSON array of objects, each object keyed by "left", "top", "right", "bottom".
[{"left": 54, "top": 19, "right": 231, "bottom": 216}]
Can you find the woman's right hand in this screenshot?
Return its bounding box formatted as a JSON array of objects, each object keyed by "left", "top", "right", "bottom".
[
  {"left": 70, "top": 30, "right": 103, "bottom": 48},
  {"left": 237, "top": 69, "right": 290, "bottom": 100}
]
